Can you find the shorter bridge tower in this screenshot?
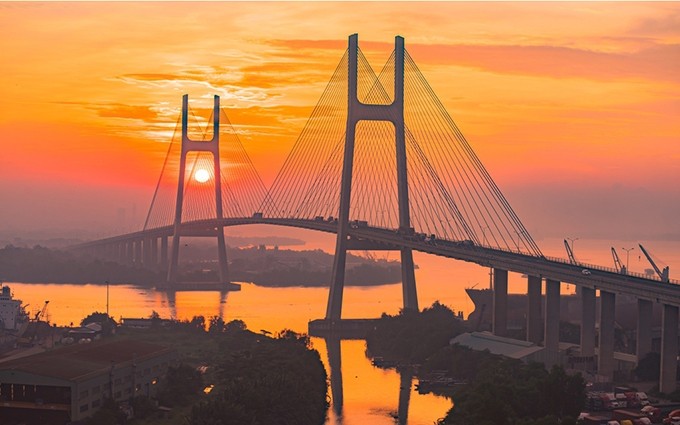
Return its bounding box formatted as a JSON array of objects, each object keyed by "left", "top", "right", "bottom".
[
  {"left": 167, "top": 95, "right": 230, "bottom": 284},
  {"left": 326, "top": 34, "right": 418, "bottom": 321}
]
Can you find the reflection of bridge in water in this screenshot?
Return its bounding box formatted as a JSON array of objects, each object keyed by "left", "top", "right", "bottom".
[
  {"left": 73, "top": 34, "right": 680, "bottom": 392},
  {"left": 324, "top": 335, "right": 415, "bottom": 425}
]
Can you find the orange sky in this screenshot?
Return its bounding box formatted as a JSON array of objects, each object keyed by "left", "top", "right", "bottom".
[{"left": 1, "top": 2, "right": 679, "bottom": 240}]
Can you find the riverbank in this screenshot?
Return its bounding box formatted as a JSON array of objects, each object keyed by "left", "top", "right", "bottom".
[{"left": 0, "top": 245, "right": 401, "bottom": 287}]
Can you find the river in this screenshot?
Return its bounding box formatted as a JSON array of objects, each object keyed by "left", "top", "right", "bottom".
[{"left": 4, "top": 237, "right": 679, "bottom": 424}]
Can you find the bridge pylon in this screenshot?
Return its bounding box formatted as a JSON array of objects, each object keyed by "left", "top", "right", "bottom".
[
  {"left": 166, "top": 94, "right": 230, "bottom": 285},
  {"left": 326, "top": 34, "right": 418, "bottom": 321}
]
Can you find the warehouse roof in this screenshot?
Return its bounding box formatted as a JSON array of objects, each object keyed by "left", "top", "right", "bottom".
[
  {"left": 450, "top": 331, "right": 544, "bottom": 360},
  {"left": 0, "top": 338, "right": 174, "bottom": 382}
]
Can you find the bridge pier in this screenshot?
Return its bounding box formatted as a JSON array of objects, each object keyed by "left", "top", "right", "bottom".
[
  {"left": 526, "top": 275, "right": 542, "bottom": 344},
  {"left": 116, "top": 242, "right": 124, "bottom": 263},
  {"left": 580, "top": 286, "right": 596, "bottom": 358},
  {"left": 124, "top": 241, "right": 133, "bottom": 264},
  {"left": 544, "top": 279, "right": 560, "bottom": 353},
  {"left": 636, "top": 299, "right": 653, "bottom": 364},
  {"left": 133, "top": 240, "right": 142, "bottom": 266},
  {"left": 492, "top": 268, "right": 508, "bottom": 337},
  {"left": 160, "top": 236, "right": 168, "bottom": 270},
  {"left": 401, "top": 248, "right": 418, "bottom": 311},
  {"left": 660, "top": 304, "right": 678, "bottom": 393},
  {"left": 150, "top": 237, "right": 158, "bottom": 267},
  {"left": 143, "top": 238, "right": 152, "bottom": 266},
  {"left": 598, "top": 290, "right": 616, "bottom": 379}
]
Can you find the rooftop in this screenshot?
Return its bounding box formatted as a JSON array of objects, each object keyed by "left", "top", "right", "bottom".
[
  {"left": 0, "top": 338, "right": 174, "bottom": 382},
  {"left": 450, "top": 331, "right": 545, "bottom": 360}
]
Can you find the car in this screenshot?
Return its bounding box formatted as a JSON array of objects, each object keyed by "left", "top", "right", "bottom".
[{"left": 582, "top": 269, "right": 592, "bottom": 275}]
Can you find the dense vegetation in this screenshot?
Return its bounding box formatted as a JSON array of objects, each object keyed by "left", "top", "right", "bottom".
[
  {"left": 0, "top": 244, "right": 400, "bottom": 286},
  {"left": 83, "top": 315, "right": 327, "bottom": 425},
  {"left": 366, "top": 301, "right": 465, "bottom": 363},
  {"left": 190, "top": 329, "right": 327, "bottom": 425},
  {"left": 364, "top": 302, "right": 586, "bottom": 425},
  {"left": 435, "top": 351, "right": 584, "bottom": 425}
]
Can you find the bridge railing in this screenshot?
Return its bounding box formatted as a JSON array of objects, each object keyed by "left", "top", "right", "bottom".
[{"left": 543, "top": 255, "right": 679, "bottom": 285}]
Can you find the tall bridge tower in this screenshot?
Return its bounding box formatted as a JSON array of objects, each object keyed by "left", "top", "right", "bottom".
[
  {"left": 326, "top": 34, "right": 418, "bottom": 321},
  {"left": 167, "top": 95, "right": 230, "bottom": 284}
]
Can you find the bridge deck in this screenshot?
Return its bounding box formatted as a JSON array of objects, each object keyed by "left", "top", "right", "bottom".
[{"left": 72, "top": 217, "right": 680, "bottom": 307}]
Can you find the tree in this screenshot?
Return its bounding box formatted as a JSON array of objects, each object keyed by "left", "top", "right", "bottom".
[
  {"left": 208, "top": 316, "right": 225, "bottom": 334},
  {"left": 157, "top": 364, "right": 203, "bottom": 407},
  {"left": 80, "top": 311, "right": 116, "bottom": 335},
  {"left": 225, "top": 319, "right": 247, "bottom": 333}
]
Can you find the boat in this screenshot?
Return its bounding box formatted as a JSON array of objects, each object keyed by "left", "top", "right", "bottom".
[
  {"left": 0, "top": 284, "right": 29, "bottom": 331},
  {"left": 465, "top": 287, "right": 664, "bottom": 332}
]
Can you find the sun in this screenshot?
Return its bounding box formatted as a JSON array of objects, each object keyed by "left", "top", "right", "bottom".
[{"left": 194, "top": 168, "right": 210, "bottom": 183}]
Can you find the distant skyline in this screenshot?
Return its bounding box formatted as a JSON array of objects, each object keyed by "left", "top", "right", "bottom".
[{"left": 1, "top": 2, "right": 678, "bottom": 242}]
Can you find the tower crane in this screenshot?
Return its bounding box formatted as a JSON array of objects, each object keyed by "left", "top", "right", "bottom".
[
  {"left": 638, "top": 244, "right": 669, "bottom": 282},
  {"left": 611, "top": 247, "right": 626, "bottom": 274},
  {"left": 564, "top": 239, "right": 576, "bottom": 265}
]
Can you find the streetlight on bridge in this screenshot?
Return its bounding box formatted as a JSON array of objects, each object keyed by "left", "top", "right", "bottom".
[
  {"left": 622, "top": 247, "right": 634, "bottom": 274},
  {"left": 566, "top": 237, "right": 580, "bottom": 255}
]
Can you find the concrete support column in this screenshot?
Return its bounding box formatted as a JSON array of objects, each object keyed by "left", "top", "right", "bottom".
[
  {"left": 133, "top": 240, "right": 142, "bottom": 265},
  {"left": 598, "top": 291, "right": 616, "bottom": 379},
  {"left": 492, "top": 268, "right": 508, "bottom": 337},
  {"left": 151, "top": 237, "right": 158, "bottom": 267},
  {"left": 544, "top": 279, "right": 561, "bottom": 353},
  {"left": 636, "top": 299, "right": 653, "bottom": 363},
  {"left": 400, "top": 248, "right": 418, "bottom": 312},
  {"left": 117, "top": 242, "right": 124, "bottom": 263},
  {"left": 125, "top": 241, "right": 134, "bottom": 264},
  {"left": 581, "top": 287, "right": 596, "bottom": 357},
  {"left": 526, "top": 275, "right": 542, "bottom": 344},
  {"left": 143, "top": 238, "right": 152, "bottom": 266},
  {"left": 660, "top": 304, "right": 678, "bottom": 394},
  {"left": 160, "top": 236, "right": 168, "bottom": 270}
]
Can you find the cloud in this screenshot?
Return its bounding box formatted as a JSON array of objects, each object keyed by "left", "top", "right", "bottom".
[
  {"left": 410, "top": 43, "right": 680, "bottom": 82},
  {"left": 628, "top": 10, "right": 680, "bottom": 37},
  {"left": 269, "top": 38, "right": 680, "bottom": 83},
  {"left": 97, "top": 104, "right": 159, "bottom": 122}
]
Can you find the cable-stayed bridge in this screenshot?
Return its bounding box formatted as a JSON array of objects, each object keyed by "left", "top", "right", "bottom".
[{"left": 73, "top": 34, "right": 679, "bottom": 391}]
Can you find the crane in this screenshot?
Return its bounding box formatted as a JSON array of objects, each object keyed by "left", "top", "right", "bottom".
[
  {"left": 564, "top": 239, "right": 577, "bottom": 265},
  {"left": 611, "top": 247, "right": 626, "bottom": 274},
  {"left": 34, "top": 300, "right": 49, "bottom": 322},
  {"left": 638, "top": 244, "right": 669, "bottom": 282}
]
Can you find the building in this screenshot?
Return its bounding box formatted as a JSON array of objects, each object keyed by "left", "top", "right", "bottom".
[
  {"left": 451, "top": 331, "right": 565, "bottom": 367},
  {"left": 0, "top": 338, "right": 177, "bottom": 423}
]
